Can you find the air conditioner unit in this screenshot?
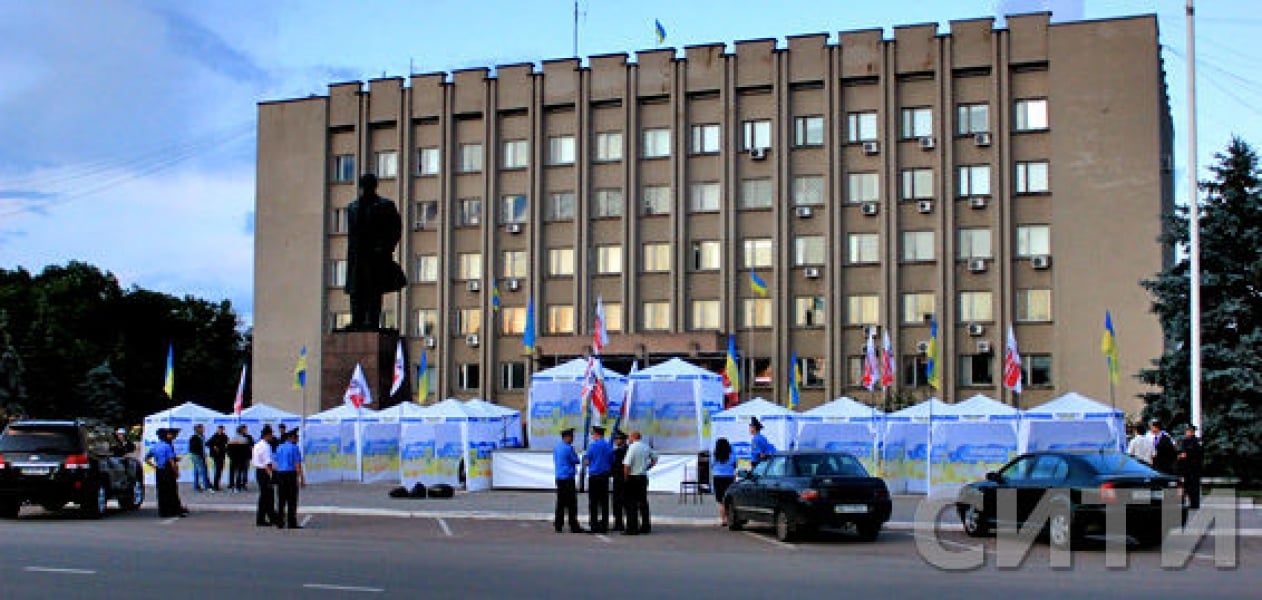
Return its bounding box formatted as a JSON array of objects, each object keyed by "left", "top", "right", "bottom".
[
  {"left": 862, "top": 141, "right": 880, "bottom": 155},
  {"left": 968, "top": 323, "right": 986, "bottom": 337},
  {"left": 795, "top": 206, "right": 814, "bottom": 218},
  {"left": 505, "top": 223, "right": 522, "bottom": 234},
  {"left": 1031, "top": 255, "right": 1052, "bottom": 270},
  {"left": 918, "top": 136, "right": 936, "bottom": 150},
  {"left": 804, "top": 267, "right": 822, "bottom": 279},
  {"left": 969, "top": 196, "right": 988, "bottom": 209},
  {"left": 423, "top": 336, "right": 437, "bottom": 348},
  {"left": 465, "top": 334, "right": 480, "bottom": 347},
  {"left": 976, "top": 340, "right": 993, "bottom": 354},
  {"left": 412, "top": 220, "right": 427, "bottom": 232},
  {"left": 861, "top": 202, "right": 879, "bottom": 216},
  {"left": 505, "top": 278, "right": 521, "bottom": 291},
  {"left": 750, "top": 147, "right": 768, "bottom": 160},
  {"left": 466, "top": 279, "right": 481, "bottom": 292},
  {"left": 968, "top": 258, "right": 988, "bottom": 273},
  {"left": 915, "top": 340, "right": 930, "bottom": 354},
  {"left": 974, "top": 132, "right": 992, "bottom": 147},
  {"left": 917, "top": 200, "right": 934, "bottom": 214}
]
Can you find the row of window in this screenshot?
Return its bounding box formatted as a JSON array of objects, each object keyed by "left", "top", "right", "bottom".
[{"left": 331, "top": 99, "right": 1050, "bottom": 182}]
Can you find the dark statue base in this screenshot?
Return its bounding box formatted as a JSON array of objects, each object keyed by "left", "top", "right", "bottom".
[{"left": 321, "top": 329, "right": 402, "bottom": 411}]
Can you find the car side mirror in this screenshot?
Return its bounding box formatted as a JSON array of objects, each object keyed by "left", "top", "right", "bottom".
[{"left": 985, "top": 471, "right": 1003, "bottom": 483}]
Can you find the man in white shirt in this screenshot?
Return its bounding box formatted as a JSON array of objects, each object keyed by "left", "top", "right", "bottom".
[
  {"left": 621, "top": 431, "right": 657, "bottom": 536},
  {"left": 1126, "top": 423, "right": 1154, "bottom": 464},
  {"left": 252, "top": 427, "right": 279, "bottom": 527}
]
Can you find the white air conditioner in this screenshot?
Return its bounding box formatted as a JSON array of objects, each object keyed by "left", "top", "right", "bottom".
[
  {"left": 506, "top": 278, "right": 521, "bottom": 291},
  {"left": 861, "top": 202, "right": 879, "bottom": 216},
  {"left": 915, "top": 340, "right": 930, "bottom": 354},
  {"left": 465, "top": 334, "right": 480, "bottom": 347},
  {"left": 804, "top": 267, "right": 822, "bottom": 279},
  {"left": 968, "top": 258, "right": 988, "bottom": 273},
  {"left": 976, "top": 340, "right": 993, "bottom": 354},
  {"left": 795, "top": 206, "right": 814, "bottom": 218},
  {"left": 918, "top": 136, "right": 936, "bottom": 150},
  {"left": 1031, "top": 255, "right": 1052, "bottom": 270},
  {"left": 968, "top": 323, "right": 986, "bottom": 337},
  {"left": 969, "top": 196, "right": 988, "bottom": 209},
  {"left": 917, "top": 200, "right": 934, "bottom": 214},
  {"left": 466, "top": 279, "right": 481, "bottom": 292},
  {"left": 862, "top": 141, "right": 880, "bottom": 155},
  {"left": 974, "top": 132, "right": 992, "bottom": 147},
  {"left": 750, "top": 147, "right": 768, "bottom": 160},
  {"left": 423, "top": 336, "right": 437, "bottom": 348},
  {"left": 505, "top": 223, "right": 522, "bottom": 234}
]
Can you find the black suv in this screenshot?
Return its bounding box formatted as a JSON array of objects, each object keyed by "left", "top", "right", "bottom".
[{"left": 0, "top": 420, "right": 145, "bottom": 518}]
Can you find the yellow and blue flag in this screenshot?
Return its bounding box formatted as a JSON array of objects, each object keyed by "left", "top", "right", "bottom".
[
  {"left": 655, "top": 19, "right": 667, "bottom": 45},
  {"left": 163, "top": 344, "right": 174, "bottom": 399},
  {"left": 724, "top": 335, "right": 741, "bottom": 408},
  {"left": 1101, "top": 310, "right": 1120, "bottom": 384},
  {"left": 523, "top": 297, "right": 536, "bottom": 355},
  {"left": 788, "top": 351, "right": 801, "bottom": 409},
  {"left": 750, "top": 272, "right": 768, "bottom": 297},
  {"left": 292, "top": 345, "right": 308, "bottom": 390},
  {"left": 415, "top": 351, "right": 430, "bottom": 404},
  {"left": 491, "top": 279, "right": 502, "bottom": 311},
  {"left": 925, "top": 318, "right": 940, "bottom": 390}
]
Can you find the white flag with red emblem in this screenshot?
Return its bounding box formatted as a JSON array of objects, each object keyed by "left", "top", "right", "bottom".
[
  {"left": 1003, "top": 324, "right": 1023, "bottom": 394},
  {"left": 879, "top": 329, "right": 896, "bottom": 390},
  {"left": 862, "top": 328, "right": 879, "bottom": 391},
  {"left": 233, "top": 364, "right": 247, "bottom": 416},
  {"left": 389, "top": 339, "right": 405, "bottom": 396},
  {"left": 344, "top": 362, "right": 374, "bottom": 409},
  {"left": 593, "top": 296, "right": 609, "bottom": 355}
]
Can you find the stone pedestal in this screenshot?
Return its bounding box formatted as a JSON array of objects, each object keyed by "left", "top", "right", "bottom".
[{"left": 321, "top": 329, "right": 400, "bottom": 411}]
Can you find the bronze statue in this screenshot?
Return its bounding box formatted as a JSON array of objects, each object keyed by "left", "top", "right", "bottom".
[{"left": 345, "top": 173, "right": 406, "bottom": 330}]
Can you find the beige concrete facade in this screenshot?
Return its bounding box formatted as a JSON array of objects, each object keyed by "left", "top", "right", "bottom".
[{"left": 253, "top": 13, "right": 1173, "bottom": 417}]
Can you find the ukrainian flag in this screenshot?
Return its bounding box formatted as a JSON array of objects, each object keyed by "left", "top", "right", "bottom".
[
  {"left": 788, "top": 351, "right": 802, "bottom": 409},
  {"left": 1101, "top": 310, "right": 1120, "bottom": 384},
  {"left": 163, "top": 344, "right": 174, "bottom": 399},
  {"left": 415, "top": 351, "right": 430, "bottom": 404},
  {"left": 750, "top": 272, "right": 768, "bottom": 297},
  {"left": 523, "top": 298, "right": 536, "bottom": 355},
  {"left": 491, "top": 279, "right": 502, "bottom": 311},
  {"left": 655, "top": 19, "right": 667, "bottom": 45},
  {"left": 925, "top": 318, "right": 940, "bottom": 390},
  {"left": 725, "top": 335, "right": 741, "bottom": 391},
  {"left": 292, "top": 346, "right": 307, "bottom": 390}
]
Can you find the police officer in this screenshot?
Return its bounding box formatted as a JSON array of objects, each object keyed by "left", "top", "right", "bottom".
[
  {"left": 622, "top": 430, "right": 657, "bottom": 536},
  {"left": 274, "top": 429, "right": 305, "bottom": 529},
  {"left": 144, "top": 429, "right": 186, "bottom": 518},
  {"left": 553, "top": 428, "right": 585, "bottom": 533},
  {"left": 1150, "top": 420, "right": 1177, "bottom": 474},
  {"left": 252, "top": 426, "right": 278, "bottom": 527},
  {"left": 584, "top": 425, "right": 614, "bottom": 533},
  {"left": 749, "top": 417, "right": 776, "bottom": 466},
  {"left": 610, "top": 430, "right": 629, "bottom": 531},
  {"left": 1177, "top": 425, "right": 1204, "bottom": 510}
]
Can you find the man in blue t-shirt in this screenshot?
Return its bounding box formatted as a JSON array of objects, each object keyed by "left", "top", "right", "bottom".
[
  {"left": 273, "top": 429, "right": 305, "bottom": 529},
  {"left": 553, "top": 428, "right": 585, "bottom": 533},
  {"left": 583, "top": 426, "right": 614, "bottom": 533},
  {"left": 144, "top": 428, "right": 187, "bottom": 518},
  {"left": 749, "top": 417, "right": 777, "bottom": 466}
]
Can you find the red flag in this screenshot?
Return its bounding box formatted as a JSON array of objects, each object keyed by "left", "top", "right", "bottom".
[
  {"left": 593, "top": 296, "right": 608, "bottom": 355},
  {"left": 389, "top": 339, "right": 405, "bottom": 396},
  {"left": 1003, "top": 324, "right": 1024, "bottom": 394},
  {"left": 344, "top": 362, "right": 374, "bottom": 409},
  {"left": 233, "top": 364, "right": 247, "bottom": 416},
  {"left": 862, "top": 329, "right": 879, "bottom": 391},
  {"left": 879, "top": 329, "right": 896, "bottom": 389}
]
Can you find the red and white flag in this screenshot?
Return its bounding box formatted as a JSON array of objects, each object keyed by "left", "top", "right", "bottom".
[
  {"left": 592, "top": 296, "right": 609, "bottom": 355},
  {"left": 1003, "top": 324, "right": 1023, "bottom": 394},
  {"left": 344, "top": 362, "right": 374, "bottom": 409},
  {"left": 879, "top": 329, "right": 896, "bottom": 390},
  {"left": 862, "top": 328, "right": 879, "bottom": 391},
  {"left": 389, "top": 339, "right": 405, "bottom": 396},
  {"left": 233, "top": 364, "right": 247, "bottom": 416}
]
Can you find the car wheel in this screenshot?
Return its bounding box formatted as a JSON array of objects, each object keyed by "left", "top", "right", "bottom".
[
  {"left": 855, "top": 520, "right": 881, "bottom": 542},
  {"left": 0, "top": 500, "right": 20, "bottom": 519},
  {"left": 725, "top": 502, "right": 745, "bottom": 531},
  {"left": 80, "top": 481, "right": 107, "bottom": 519},
  {"left": 774, "top": 510, "right": 796, "bottom": 543},
  {"left": 1048, "top": 505, "right": 1074, "bottom": 551},
  {"left": 118, "top": 475, "right": 144, "bottom": 511},
  {"left": 961, "top": 504, "right": 990, "bottom": 537}
]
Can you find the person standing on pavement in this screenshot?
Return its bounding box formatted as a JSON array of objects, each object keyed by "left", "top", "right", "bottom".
[
  {"left": 1150, "top": 420, "right": 1177, "bottom": 474},
  {"left": 711, "top": 437, "right": 737, "bottom": 526},
  {"left": 553, "top": 428, "right": 585, "bottom": 533},
  {"left": 622, "top": 430, "right": 657, "bottom": 536},
  {"left": 749, "top": 417, "right": 776, "bottom": 467},
  {"left": 583, "top": 425, "right": 613, "bottom": 533},
  {"left": 207, "top": 425, "right": 229, "bottom": 491},
  {"left": 273, "top": 429, "right": 306, "bottom": 529},
  {"left": 610, "top": 430, "right": 629, "bottom": 532},
  {"left": 227, "top": 425, "right": 251, "bottom": 492},
  {"left": 1177, "top": 425, "right": 1204, "bottom": 510},
  {"left": 188, "top": 424, "right": 212, "bottom": 493},
  {"left": 1126, "top": 423, "right": 1154, "bottom": 465},
  {"left": 144, "top": 428, "right": 187, "bottom": 518},
  {"left": 252, "top": 426, "right": 279, "bottom": 527}
]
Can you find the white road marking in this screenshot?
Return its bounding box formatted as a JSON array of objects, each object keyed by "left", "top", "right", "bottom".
[
  {"left": 301, "top": 514, "right": 312, "bottom": 527},
  {"left": 740, "top": 531, "right": 797, "bottom": 551},
  {"left": 161, "top": 517, "right": 179, "bottom": 525},
  {"left": 594, "top": 534, "right": 613, "bottom": 544},
  {"left": 24, "top": 567, "right": 96, "bottom": 575},
  {"left": 302, "top": 584, "right": 384, "bottom": 593},
  {"left": 436, "top": 517, "right": 453, "bottom": 537}
]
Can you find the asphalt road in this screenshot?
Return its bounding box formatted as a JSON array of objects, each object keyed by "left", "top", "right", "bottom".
[{"left": 1, "top": 506, "right": 1257, "bottom": 599}]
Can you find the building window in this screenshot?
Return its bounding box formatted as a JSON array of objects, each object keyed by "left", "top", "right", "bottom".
[
  {"left": 959, "top": 291, "right": 994, "bottom": 322},
  {"left": 690, "top": 124, "right": 720, "bottom": 154},
  {"left": 642, "top": 185, "right": 671, "bottom": 215},
  {"left": 457, "top": 144, "right": 483, "bottom": 173},
  {"left": 847, "top": 233, "right": 879, "bottom": 265},
  {"left": 903, "top": 355, "right": 929, "bottom": 387},
  {"left": 329, "top": 259, "right": 347, "bottom": 288},
  {"left": 800, "top": 356, "right": 826, "bottom": 387},
  {"left": 794, "top": 296, "right": 826, "bottom": 327},
  {"left": 547, "top": 304, "right": 574, "bottom": 334},
  {"left": 959, "top": 354, "right": 994, "bottom": 386},
  {"left": 595, "top": 245, "right": 623, "bottom": 275},
  {"left": 689, "top": 182, "right": 721, "bottom": 213},
  {"left": 375, "top": 151, "right": 398, "bottom": 179},
  {"left": 691, "top": 300, "right": 721, "bottom": 330},
  {"left": 741, "top": 178, "right": 773, "bottom": 209},
  {"left": 547, "top": 191, "right": 575, "bottom": 221},
  {"left": 846, "top": 111, "right": 878, "bottom": 143},
  {"left": 1014, "top": 98, "right": 1049, "bottom": 131},
  {"left": 457, "top": 197, "right": 482, "bottom": 227},
  {"left": 743, "top": 298, "right": 773, "bottom": 328},
  {"left": 333, "top": 154, "right": 355, "bottom": 183},
  {"left": 642, "top": 301, "right": 672, "bottom": 331},
  {"left": 901, "top": 293, "right": 935, "bottom": 324},
  {"left": 847, "top": 173, "right": 880, "bottom": 203},
  {"left": 793, "top": 176, "right": 824, "bottom": 206},
  {"left": 548, "top": 248, "right": 574, "bottom": 277},
  {"left": 417, "top": 147, "right": 440, "bottom": 176},
  {"left": 1016, "top": 225, "right": 1051, "bottom": 257},
  {"left": 693, "top": 240, "right": 721, "bottom": 271},
  {"left": 414, "top": 254, "right": 439, "bottom": 283},
  {"left": 456, "top": 308, "right": 482, "bottom": 335},
  {"left": 412, "top": 201, "right": 438, "bottom": 230},
  {"left": 500, "top": 362, "right": 527, "bottom": 390},
  {"left": 900, "top": 168, "right": 934, "bottom": 200},
  {"left": 794, "top": 115, "right": 824, "bottom": 147},
  {"left": 1015, "top": 161, "right": 1050, "bottom": 194},
  {"left": 1023, "top": 354, "right": 1053, "bottom": 387},
  {"left": 548, "top": 135, "right": 576, "bottom": 165},
  {"left": 956, "top": 103, "right": 989, "bottom": 135},
  {"left": 900, "top": 107, "right": 933, "bottom": 139},
  {"left": 847, "top": 294, "right": 879, "bottom": 326},
  {"left": 847, "top": 356, "right": 866, "bottom": 386},
  {"left": 502, "top": 140, "right": 529, "bottom": 169},
  {"left": 501, "top": 194, "right": 528, "bottom": 224},
  {"left": 601, "top": 302, "right": 623, "bottom": 333},
  {"left": 594, "top": 131, "right": 623, "bottom": 162},
  {"left": 957, "top": 228, "right": 992, "bottom": 259},
  {"left": 742, "top": 119, "right": 772, "bottom": 150},
  {"left": 642, "top": 243, "right": 671, "bottom": 273},
  {"left": 501, "top": 250, "right": 528, "bottom": 279},
  {"left": 743, "top": 238, "right": 773, "bottom": 268},
  {"left": 458, "top": 363, "right": 480, "bottom": 390},
  {"left": 902, "top": 231, "right": 935, "bottom": 262},
  {"left": 331, "top": 207, "right": 348, "bottom": 234},
  {"left": 795, "top": 236, "right": 826, "bottom": 266},
  {"left": 592, "top": 188, "right": 623, "bottom": 218},
  {"left": 457, "top": 253, "right": 482, "bottom": 280},
  {"left": 957, "top": 165, "right": 991, "bottom": 197},
  {"left": 414, "top": 309, "right": 437, "bottom": 337},
  {"left": 642, "top": 128, "right": 671, "bottom": 158},
  {"left": 1016, "top": 289, "right": 1053, "bottom": 322}
]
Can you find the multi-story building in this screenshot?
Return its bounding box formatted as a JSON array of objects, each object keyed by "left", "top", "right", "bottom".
[{"left": 254, "top": 12, "right": 1172, "bottom": 416}]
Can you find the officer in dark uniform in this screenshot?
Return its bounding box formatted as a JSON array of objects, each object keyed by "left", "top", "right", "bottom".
[
  {"left": 583, "top": 426, "right": 614, "bottom": 533},
  {"left": 610, "top": 430, "right": 629, "bottom": 531},
  {"left": 1177, "top": 425, "right": 1204, "bottom": 510},
  {"left": 1150, "top": 420, "right": 1177, "bottom": 474},
  {"left": 552, "top": 428, "right": 585, "bottom": 533}
]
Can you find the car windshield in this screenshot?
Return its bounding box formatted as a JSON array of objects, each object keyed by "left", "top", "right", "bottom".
[
  {"left": 0, "top": 428, "right": 81, "bottom": 453},
  {"left": 1076, "top": 453, "right": 1159, "bottom": 476},
  {"left": 793, "top": 454, "right": 868, "bottom": 477}
]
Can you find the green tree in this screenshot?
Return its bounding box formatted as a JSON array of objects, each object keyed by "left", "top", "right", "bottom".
[
  {"left": 1141, "top": 137, "right": 1262, "bottom": 483},
  {"left": 0, "top": 314, "right": 28, "bottom": 418},
  {"left": 80, "top": 360, "right": 125, "bottom": 426}
]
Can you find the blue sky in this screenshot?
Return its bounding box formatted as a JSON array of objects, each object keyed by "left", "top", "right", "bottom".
[{"left": 0, "top": 0, "right": 1257, "bottom": 325}]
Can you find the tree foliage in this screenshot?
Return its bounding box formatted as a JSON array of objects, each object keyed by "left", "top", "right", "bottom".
[{"left": 1141, "top": 137, "right": 1262, "bottom": 483}]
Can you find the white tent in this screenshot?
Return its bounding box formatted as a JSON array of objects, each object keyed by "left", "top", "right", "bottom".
[
  {"left": 624, "top": 358, "right": 725, "bottom": 452},
  {"left": 465, "top": 398, "right": 524, "bottom": 448},
  {"left": 303, "top": 404, "right": 379, "bottom": 483},
  {"left": 527, "top": 358, "right": 627, "bottom": 450},
  {"left": 237, "top": 403, "right": 302, "bottom": 438},
  {"left": 882, "top": 398, "right": 954, "bottom": 494},
  {"left": 931, "top": 394, "right": 1021, "bottom": 496},
  {"left": 377, "top": 402, "right": 430, "bottom": 423},
  {"left": 141, "top": 402, "right": 226, "bottom": 484},
  {"left": 414, "top": 398, "right": 504, "bottom": 491},
  {"left": 795, "top": 397, "right": 883, "bottom": 475},
  {"left": 711, "top": 398, "right": 797, "bottom": 468},
  {"left": 1020, "top": 392, "right": 1125, "bottom": 453}
]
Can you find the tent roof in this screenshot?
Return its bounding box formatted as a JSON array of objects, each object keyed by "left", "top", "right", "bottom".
[
  {"left": 308, "top": 404, "right": 378, "bottom": 421},
  {"left": 145, "top": 402, "right": 225, "bottom": 420},
  {"left": 630, "top": 357, "right": 722, "bottom": 381},
  {"left": 942, "top": 394, "right": 1020, "bottom": 417},
  {"left": 1026, "top": 392, "right": 1123, "bottom": 418},
  {"left": 466, "top": 398, "right": 520, "bottom": 417},
  {"left": 239, "top": 403, "right": 299, "bottom": 420},
  {"left": 888, "top": 397, "right": 954, "bottom": 420},
  {"left": 425, "top": 397, "right": 477, "bottom": 419},
  {"left": 713, "top": 397, "right": 796, "bottom": 419},
  {"left": 377, "top": 402, "right": 430, "bottom": 420},
  {"left": 530, "top": 358, "right": 626, "bottom": 382},
  {"left": 803, "top": 396, "right": 883, "bottom": 418}
]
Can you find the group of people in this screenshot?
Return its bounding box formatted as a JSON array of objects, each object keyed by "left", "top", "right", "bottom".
[
  {"left": 553, "top": 426, "right": 657, "bottom": 535},
  {"left": 250, "top": 424, "right": 307, "bottom": 529},
  {"left": 1126, "top": 419, "right": 1203, "bottom": 509}
]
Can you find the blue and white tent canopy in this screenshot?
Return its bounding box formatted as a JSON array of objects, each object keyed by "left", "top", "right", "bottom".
[
  {"left": 800, "top": 396, "right": 883, "bottom": 423},
  {"left": 307, "top": 403, "right": 380, "bottom": 423},
  {"left": 712, "top": 397, "right": 798, "bottom": 461},
  {"left": 1020, "top": 392, "right": 1125, "bottom": 453},
  {"left": 527, "top": 358, "right": 627, "bottom": 450},
  {"left": 942, "top": 394, "right": 1020, "bottom": 421},
  {"left": 624, "top": 358, "right": 725, "bottom": 452}
]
